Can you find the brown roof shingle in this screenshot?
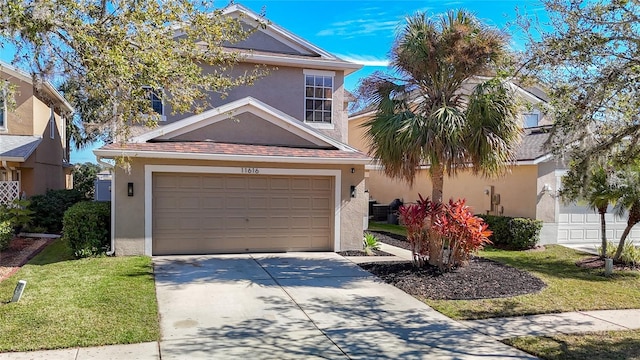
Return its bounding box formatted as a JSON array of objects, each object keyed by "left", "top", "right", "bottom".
[
  {"left": 516, "top": 126, "right": 551, "bottom": 161},
  {"left": 99, "top": 141, "right": 369, "bottom": 159}
]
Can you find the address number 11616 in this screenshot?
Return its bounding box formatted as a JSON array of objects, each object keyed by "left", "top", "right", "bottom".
[{"left": 241, "top": 168, "right": 260, "bottom": 174}]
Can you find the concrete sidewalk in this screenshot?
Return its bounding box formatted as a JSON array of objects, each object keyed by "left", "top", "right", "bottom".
[
  {"left": 2, "top": 309, "right": 638, "bottom": 359},
  {"left": 461, "top": 309, "right": 640, "bottom": 340}
]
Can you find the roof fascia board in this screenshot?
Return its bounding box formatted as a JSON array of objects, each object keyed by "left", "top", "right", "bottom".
[
  {"left": 241, "top": 53, "right": 362, "bottom": 75},
  {"left": 0, "top": 156, "right": 26, "bottom": 162},
  {"left": 93, "top": 148, "right": 370, "bottom": 165}
]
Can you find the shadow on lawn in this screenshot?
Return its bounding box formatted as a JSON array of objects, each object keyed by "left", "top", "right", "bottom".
[
  {"left": 503, "top": 333, "right": 640, "bottom": 360},
  {"left": 161, "top": 292, "right": 533, "bottom": 359},
  {"left": 22, "top": 239, "right": 74, "bottom": 266},
  {"left": 482, "top": 247, "right": 640, "bottom": 282}
]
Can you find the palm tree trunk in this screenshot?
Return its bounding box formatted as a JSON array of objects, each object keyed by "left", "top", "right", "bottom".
[
  {"left": 598, "top": 208, "right": 607, "bottom": 258},
  {"left": 431, "top": 163, "right": 444, "bottom": 204},
  {"left": 615, "top": 201, "right": 640, "bottom": 260}
]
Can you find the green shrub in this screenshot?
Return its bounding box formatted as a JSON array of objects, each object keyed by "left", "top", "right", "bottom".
[
  {"left": 0, "top": 220, "right": 13, "bottom": 251},
  {"left": 478, "top": 214, "right": 542, "bottom": 250},
  {"left": 0, "top": 199, "right": 34, "bottom": 233},
  {"left": 28, "top": 189, "right": 84, "bottom": 233},
  {"left": 509, "top": 218, "right": 543, "bottom": 250},
  {"left": 599, "top": 241, "right": 640, "bottom": 265},
  {"left": 363, "top": 233, "right": 381, "bottom": 255},
  {"left": 63, "top": 201, "right": 110, "bottom": 258}
]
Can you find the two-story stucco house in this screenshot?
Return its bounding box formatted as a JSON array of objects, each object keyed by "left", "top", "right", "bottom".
[
  {"left": 348, "top": 79, "right": 638, "bottom": 246},
  {"left": 94, "top": 4, "right": 368, "bottom": 256},
  {"left": 0, "top": 61, "right": 74, "bottom": 205}
]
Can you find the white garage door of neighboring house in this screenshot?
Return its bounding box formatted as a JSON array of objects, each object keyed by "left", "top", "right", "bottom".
[
  {"left": 152, "top": 173, "right": 333, "bottom": 255},
  {"left": 557, "top": 202, "right": 638, "bottom": 244}
]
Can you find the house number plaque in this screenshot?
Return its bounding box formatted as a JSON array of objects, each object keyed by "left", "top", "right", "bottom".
[{"left": 241, "top": 168, "right": 260, "bottom": 174}]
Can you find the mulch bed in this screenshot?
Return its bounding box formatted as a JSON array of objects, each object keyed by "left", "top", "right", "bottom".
[
  {"left": 0, "top": 237, "right": 52, "bottom": 282},
  {"left": 359, "top": 230, "right": 547, "bottom": 300},
  {"left": 576, "top": 256, "right": 639, "bottom": 271},
  {"left": 337, "top": 249, "right": 393, "bottom": 256}
]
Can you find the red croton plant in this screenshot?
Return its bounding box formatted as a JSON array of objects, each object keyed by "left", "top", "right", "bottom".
[{"left": 398, "top": 195, "right": 492, "bottom": 271}]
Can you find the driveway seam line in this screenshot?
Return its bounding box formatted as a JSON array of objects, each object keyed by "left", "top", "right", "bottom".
[{"left": 250, "top": 255, "right": 351, "bottom": 360}]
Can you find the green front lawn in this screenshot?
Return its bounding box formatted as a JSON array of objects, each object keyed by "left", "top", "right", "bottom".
[
  {"left": 504, "top": 330, "right": 640, "bottom": 360},
  {"left": 368, "top": 221, "right": 407, "bottom": 237},
  {"left": 425, "top": 245, "right": 640, "bottom": 320},
  {"left": 0, "top": 239, "right": 159, "bottom": 352}
]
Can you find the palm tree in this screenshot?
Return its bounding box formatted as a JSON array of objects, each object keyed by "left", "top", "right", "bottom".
[
  {"left": 561, "top": 162, "right": 619, "bottom": 258},
  {"left": 359, "top": 10, "right": 521, "bottom": 203},
  {"left": 613, "top": 165, "right": 640, "bottom": 261}
]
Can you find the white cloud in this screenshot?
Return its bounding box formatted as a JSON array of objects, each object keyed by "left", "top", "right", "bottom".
[
  {"left": 336, "top": 54, "right": 390, "bottom": 67},
  {"left": 315, "top": 11, "right": 402, "bottom": 39}
]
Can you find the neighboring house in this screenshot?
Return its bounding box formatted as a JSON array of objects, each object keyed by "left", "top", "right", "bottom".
[
  {"left": 0, "top": 61, "right": 74, "bottom": 205},
  {"left": 93, "top": 4, "right": 368, "bottom": 256},
  {"left": 348, "top": 81, "right": 637, "bottom": 245}
]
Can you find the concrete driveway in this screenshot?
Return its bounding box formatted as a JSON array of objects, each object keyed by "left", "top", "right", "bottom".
[{"left": 154, "top": 253, "right": 535, "bottom": 359}]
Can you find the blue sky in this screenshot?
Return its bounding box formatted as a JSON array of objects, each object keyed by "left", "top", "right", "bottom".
[{"left": 0, "top": 0, "right": 547, "bottom": 164}]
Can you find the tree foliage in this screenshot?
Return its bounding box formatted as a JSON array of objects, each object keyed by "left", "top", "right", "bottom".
[
  {"left": 356, "top": 10, "right": 521, "bottom": 203},
  {"left": 73, "top": 162, "right": 102, "bottom": 199},
  {"left": 519, "top": 0, "right": 640, "bottom": 172},
  {"left": 0, "top": 0, "right": 267, "bottom": 140},
  {"left": 520, "top": 0, "right": 640, "bottom": 261}
]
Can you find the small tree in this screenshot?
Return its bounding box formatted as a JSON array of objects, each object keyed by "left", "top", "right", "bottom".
[{"left": 72, "top": 163, "right": 102, "bottom": 199}]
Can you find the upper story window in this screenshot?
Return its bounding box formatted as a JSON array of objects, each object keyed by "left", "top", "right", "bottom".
[
  {"left": 0, "top": 89, "right": 6, "bottom": 131},
  {"left": 304, "top": 70, "right": 334, "bottom": 125},
  {"left": 523, "top": 113, "right": 539, "bottom": 128},
  {"left": 142, "top": 86, "right": 165, "bottom": 120}
]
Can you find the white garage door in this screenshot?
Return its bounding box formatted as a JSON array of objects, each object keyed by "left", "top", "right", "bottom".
[
  {"left": 152, "top": 173, "right": 333, "bottom": 255},
  {"left": 557, "top": 203, "right": 637, "bottom": 244}
]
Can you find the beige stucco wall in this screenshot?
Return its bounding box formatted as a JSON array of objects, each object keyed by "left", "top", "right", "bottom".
[
  {"left": 2, "top": 77, "right": 34, "bottom": 135},
  {"left": 366, "top": 166, "right": 540, "bottom": 219},
  {"left": 163, "top": 63, "right": 349, "bottom": 143},
  {"left": 171, "top": 112, "right": 317, "bottom": 147},
  {"left": 227, "top": 26, "right": 312, "bottom": 55},
  {"left": 112, "top": 158, "right": 366, "bottom": 256}
]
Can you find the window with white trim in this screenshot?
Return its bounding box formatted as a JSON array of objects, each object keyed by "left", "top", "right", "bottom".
[
  {"left": 0, "top": 89, "right": 6, "bottom": 130},
  {"left": 142, "top": 86, "right": 164, "bottom": 119},
  {"left": 50, "top": 108, "right": 55, "bottom": 139},
  {"left": 304, "top": 72, "right": 333, "bottom": 124},
  {"left": 523, "top": 113, "right": 539, "bottom": 128}
]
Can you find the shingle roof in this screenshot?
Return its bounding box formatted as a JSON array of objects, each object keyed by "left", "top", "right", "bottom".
[
  {"left": 0, "top": 135, "right": 42, "bottom": 161},
  {"left": 516, "top": 126, "right": 551, "bottom": 161},
  {"left": 99, "top": 141, "right": 369, "bottom": 160}
]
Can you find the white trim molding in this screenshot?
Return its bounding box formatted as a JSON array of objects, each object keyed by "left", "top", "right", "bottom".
[
  {"left": 143, "top": 165, "right": 342, "bottom": 256},
  {"left": 94, "top": 148, "right": 369, "bottom": 165}
]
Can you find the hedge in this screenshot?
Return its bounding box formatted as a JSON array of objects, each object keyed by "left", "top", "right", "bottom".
[
  {"left": 0, "top": 220, "right": 13, "bottom": 251},
  {"left": 478, "top": 214, "right": 543, "bottom": 250},
  {"left": 63, "top": 201, "right": 111, "bottom": 258},
  {"left": 28, "top": 189, "right": 84, "bottom": 233}
]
